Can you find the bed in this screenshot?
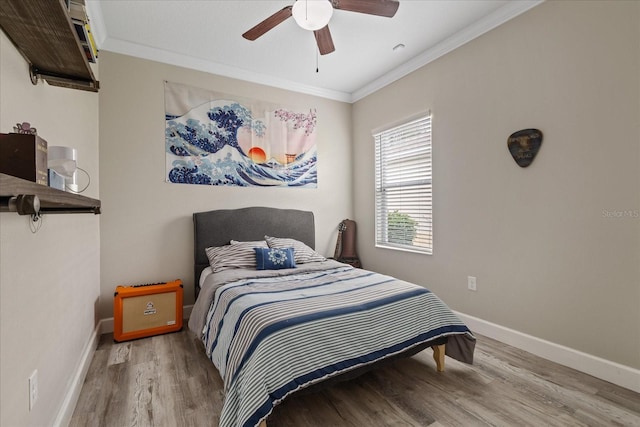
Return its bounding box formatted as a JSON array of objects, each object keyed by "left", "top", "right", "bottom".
[{"left": 188, "top": 207, "right": 476, "bottom": 427}]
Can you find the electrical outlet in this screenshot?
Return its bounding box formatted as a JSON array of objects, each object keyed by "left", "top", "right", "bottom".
[
  {"left": 467, "top": 276, "right": 477, "bottom": 291},
  {"left": 29, "top": 370, "right": 38, "bottom": 411}
]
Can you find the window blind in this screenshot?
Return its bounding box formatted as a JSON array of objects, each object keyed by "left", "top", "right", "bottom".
[{"left": 374, "top": 114, "right": 432, "bottom": 254}]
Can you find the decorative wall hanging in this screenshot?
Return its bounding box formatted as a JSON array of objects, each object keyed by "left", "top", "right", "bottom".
[
  {"left": 507, "top": 128, "right": 543, "bottom": 168},
  {"left": 164, "top": 81, "right": 317, "bottom": 187}
]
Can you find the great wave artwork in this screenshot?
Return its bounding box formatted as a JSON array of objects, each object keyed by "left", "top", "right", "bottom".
[{"left": 165, "top": 81, "right": 317, "bottom": 187}]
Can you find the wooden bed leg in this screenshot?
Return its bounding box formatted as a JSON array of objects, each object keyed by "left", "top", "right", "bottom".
[
  {"left": 432, "top": 344, "right": 445, "bottom": 372},
  {"left": 258, "top": 420, "right": 267, "bottom": 427}
]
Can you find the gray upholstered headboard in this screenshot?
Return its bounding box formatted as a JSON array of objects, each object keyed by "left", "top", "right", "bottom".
[{"left": 193, "top": 206, "right": 315, "bottom": 298}]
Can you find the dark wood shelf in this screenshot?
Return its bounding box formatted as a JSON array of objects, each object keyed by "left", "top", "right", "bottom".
[
  {"left": 0, "top": 0, "right": 99, "bottom": 92},
  {"left": 0, "top": 173, "right": 100, "bottom": 214}
]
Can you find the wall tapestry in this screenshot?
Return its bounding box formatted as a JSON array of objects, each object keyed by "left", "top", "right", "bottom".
[{"left": 165, "top": 81, "right": 317, "bottom": 187}]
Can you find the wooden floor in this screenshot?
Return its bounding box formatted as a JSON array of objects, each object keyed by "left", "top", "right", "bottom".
[{"left": 70, "top": 330, "right": 640, "bottom": 427}]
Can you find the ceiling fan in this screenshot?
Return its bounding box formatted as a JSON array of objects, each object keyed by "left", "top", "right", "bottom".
[{"left": 242, "top": 0, "right": 400, "bottom": 55}]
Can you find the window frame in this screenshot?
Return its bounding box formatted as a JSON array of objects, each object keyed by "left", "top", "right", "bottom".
[{"left": 373, "top": 112, "right": 433, "bottom": 255}]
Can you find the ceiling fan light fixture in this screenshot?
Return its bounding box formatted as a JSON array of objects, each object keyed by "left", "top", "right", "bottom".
[{"left": 292, "top": 0, "right": 334, "bottom": 31}]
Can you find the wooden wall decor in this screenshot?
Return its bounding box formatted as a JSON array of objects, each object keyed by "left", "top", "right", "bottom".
[{"left": 508, "top": 128, "right": 543, "bottom": 168}]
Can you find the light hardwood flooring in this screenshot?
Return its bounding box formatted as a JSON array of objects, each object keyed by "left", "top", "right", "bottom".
[{"left": 70, "top": 330, "right": 640, "bottom": 426}]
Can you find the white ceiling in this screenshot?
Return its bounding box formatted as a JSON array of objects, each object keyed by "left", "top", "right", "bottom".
[{"left": 86, "top": 0, "right": 542, "bottom": 102}]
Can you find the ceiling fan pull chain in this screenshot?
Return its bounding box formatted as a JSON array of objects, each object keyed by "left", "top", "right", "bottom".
[{"left": 316, "top": 48, "right": 319, "bottom": 73}]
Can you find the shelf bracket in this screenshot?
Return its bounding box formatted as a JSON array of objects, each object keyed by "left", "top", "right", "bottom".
[
  {"left": 29, "top": 66, "right": 38, "bottom": 85},
  {"left": 1, "top": 195, "right": 40, "bottom": 215},
  {"left": 29, "top": 66, "right": 100, "bottom": 92}
]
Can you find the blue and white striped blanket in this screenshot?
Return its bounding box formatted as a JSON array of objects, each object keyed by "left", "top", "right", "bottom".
[{"left": 191, "top": 262, "right": 475, "bottom": 427}]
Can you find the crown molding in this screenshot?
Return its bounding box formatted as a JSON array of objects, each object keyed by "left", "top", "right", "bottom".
[
  {"left": 100, "top": 36, "right": 354, "bottom": 102},
  {"left": 85, "top": 0, "right": 544, "bottom": 104},
  {"left": 351, "top": 0, "right": 544, "bottom": 102}
]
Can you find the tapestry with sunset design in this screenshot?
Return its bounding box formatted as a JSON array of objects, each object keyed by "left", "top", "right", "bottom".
[{"left": 164, "top": 81, "right": 317, "bottom": 187}]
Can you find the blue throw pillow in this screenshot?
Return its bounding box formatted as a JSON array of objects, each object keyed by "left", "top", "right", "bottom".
[{"left": 254, "top": 247, "right": 296, "bottom": 270}]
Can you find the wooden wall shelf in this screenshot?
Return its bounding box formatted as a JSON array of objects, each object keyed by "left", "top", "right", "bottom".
[
  {"left": 0, "top": 173, "right": 101, "bottom": 214},
  {"left": 0, "top": 0, "right": 99, "bottom": 92}
]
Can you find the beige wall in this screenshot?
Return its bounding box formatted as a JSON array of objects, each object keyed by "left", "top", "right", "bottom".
[
  {"left": 353, "top": 0, "right": 640, "bottom": 369},
  {"left": 98, "top": 52, "right": 352, "bottom": 318},
  {"left": 0, "top": 31, "right": 100, "bottom": 426},
  {"left": 3, "top": 4, "right": 638, "bottom": 424}
]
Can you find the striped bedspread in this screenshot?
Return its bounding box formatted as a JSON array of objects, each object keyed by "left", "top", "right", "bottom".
[{"left": 197, "top": 263, "right": 475, "bottom": 427}]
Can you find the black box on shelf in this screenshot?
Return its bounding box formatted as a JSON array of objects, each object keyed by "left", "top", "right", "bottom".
[{"left": 0, "top": 133, "right": 48, "bottom": 185}]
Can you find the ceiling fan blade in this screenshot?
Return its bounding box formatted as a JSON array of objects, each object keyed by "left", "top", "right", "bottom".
[
  {"left": 314, "top": 25, "right": 335, "bottom": 55},
  {"left": 332, "top": 0, "right": 399, "bottom": 17},
  {"left": 242, "top": 6, "right": 293, "bottom": 41}
]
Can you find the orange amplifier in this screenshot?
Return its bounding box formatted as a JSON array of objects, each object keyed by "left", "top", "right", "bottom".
[{"left": 113, "top": 279, "right": 183, "bottom": 342}]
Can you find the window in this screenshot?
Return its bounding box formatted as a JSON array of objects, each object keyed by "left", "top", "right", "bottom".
[{"left": 374, "top": 113, "right": 432, "bottom": 254}]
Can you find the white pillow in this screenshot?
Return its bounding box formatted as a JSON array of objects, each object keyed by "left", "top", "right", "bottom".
[
  {"left": 230, "top": 240, "right": 268, "bottom": 247},
  {"left": 199, "top": 266, "right": 213, "bottom": 289},
  {"left": 265, "top": 235, "right": 326, "bottom": 264},
  {"left": 205, "top": 241, "right": 265, "bottom": 272}
]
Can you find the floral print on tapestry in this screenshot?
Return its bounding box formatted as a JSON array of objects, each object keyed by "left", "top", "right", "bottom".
[{"left": 165, "top": 81, "right": 317, "bottom": 187}]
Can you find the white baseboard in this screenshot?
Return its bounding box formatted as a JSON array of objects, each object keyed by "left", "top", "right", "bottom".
[
  {"left": 183, "top": 304, "right": 193, "bottom": 320},
  {"left": 53, "top": 323, "right": 100, "bottom": 427},
  {"left": 54, "top": 304, "right": 194, "bottom": 425},
  {"left": 455, "top": 311, "right": 640, "bottom": 393},
  {"left": 100, "top": 316, "right": 114, "bottom": 335},
  {"left": 100, "top": 304, "right": 193, "bottom": 334}
]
